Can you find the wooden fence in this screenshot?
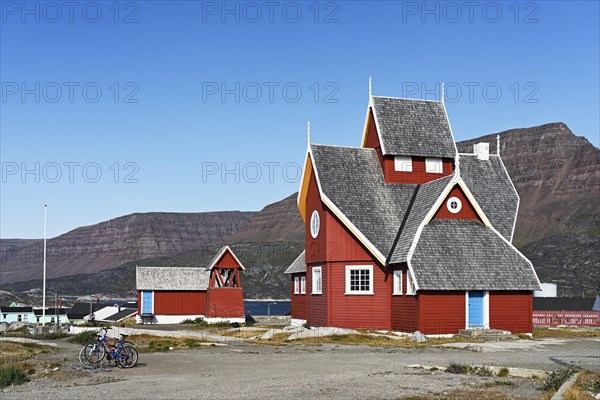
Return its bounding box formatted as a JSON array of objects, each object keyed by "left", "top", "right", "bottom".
[{"left": 533, "top": 311, "right": 600, "bottom": 327}]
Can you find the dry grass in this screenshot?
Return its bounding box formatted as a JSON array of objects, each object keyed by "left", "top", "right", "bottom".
[
  {"left": 216, "top": 329, "right": 266, "bottom": 339},
  {"left": 253, "top": 332, "right": 485, "bottom": 348},
  {"left": 533, "top": 327, "right": 600, "bottom": 338},
  {"left": 126, "top": 334, "right": 212, "bottom": 352},
  {"left": 398, "top": 388, "right": 522, "bottom": 400},
  {"left": 0, "top": 341, "right": 53, "bottom": 361}
]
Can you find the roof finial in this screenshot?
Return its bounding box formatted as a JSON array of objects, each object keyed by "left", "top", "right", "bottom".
[
  {"left": 307, "top": 121, "right": 311, "bottom": 146},
  {"left": 496, "top": 134, "right": 500, "bottom": 156},
  {"left": 441, "top": 82, "right": 445, "bottom": 103},
  {"left": 369, "top": 76, "right": 372, "bottom": 97}
]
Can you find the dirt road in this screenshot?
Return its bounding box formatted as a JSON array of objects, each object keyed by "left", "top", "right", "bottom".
[{"left": 2, "top": 337, "right": 598, "bottom": 399}]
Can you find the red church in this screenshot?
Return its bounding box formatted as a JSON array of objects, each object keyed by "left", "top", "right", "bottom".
[
  {"left": 136, "top": 246, "right": 245, "bottom": 324},
  {"left": 285, "top": 94, "right": 541, "bottom": 335}
]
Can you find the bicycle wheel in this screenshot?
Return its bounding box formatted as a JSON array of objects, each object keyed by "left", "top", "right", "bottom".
[
  {"left": 83, "top": 341, "right": 106, "bottom": 363},
  {"left": 116, "top": 345, "right": 138, "bottom": 368},
  {"left": 79, "top": 346, "right": 97, "bottom": 368}
]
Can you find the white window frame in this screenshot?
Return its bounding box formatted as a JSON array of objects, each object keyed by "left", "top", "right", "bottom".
[
  {"left": 406, "top": 271, "right": 416, "bottom": 295},
  {"left": 310, "top": 211, "right": 320, "bottom": 239},
  {"left": 393, "top": 270, "right": 403, "bottom": 295},
  {"left": 446, "top": 196, "right": 462, "bottom": 214},
  {"left": 300, "top": 275, "right": 306, "bottom": 294},
  {"left": 425, "top": 157, "right": 443, "bottom": 173},
  {"left": 394, "top": 156, "right": 413, "bottom": 172},
  {"left": 312, "top": 267, "right": 322, "bottom": 295},
  {"left": 345, "top": 265, "right": 374, "bottom": 295},
  {"left": 294, "top": 276, "right": 300, "bottom": 294}
]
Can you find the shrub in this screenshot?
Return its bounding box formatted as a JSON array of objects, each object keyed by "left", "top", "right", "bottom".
[
  {"left": 484, "top": 380, "right": 516, "bottom": 387},
  {"left": 446, "top": 361, "right": 470, "bottom": 374},
  {"left": 497, "top": 367, "right": 510, "bottom": 377},
  {"left": 538, "top": 367, "right": 577, "bottom": 391},
  {"left": 68, "top": 330, "right": 100, "bottom": 345},
  {"left": 32, "top": 331, "right": 69, "bottom": 340},
  {"left": 0, "top": 366, "right": 28, "bottom": 388}
]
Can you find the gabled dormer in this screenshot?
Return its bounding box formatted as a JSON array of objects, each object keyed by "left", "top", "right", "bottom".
[{"left": 362, "top": 96, "right": 457, "bottom": 184}]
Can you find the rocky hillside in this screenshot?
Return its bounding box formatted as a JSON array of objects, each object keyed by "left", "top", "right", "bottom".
[
  {"left": 1, "top": 122, "right": 597, "bottom": 299},
  {"left": 0, "top": 212, "right": 254, "bottom": 284},
  {"left": 458, "top": 122, "right": 599, "bottom": 295}
]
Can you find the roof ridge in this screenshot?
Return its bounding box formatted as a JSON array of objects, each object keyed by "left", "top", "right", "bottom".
[
  {"left": 372, "top": 95, "right": 443, "bottom": 103},
  {"left": 311, "top": 143, "right": 368, "bottom": 150}
]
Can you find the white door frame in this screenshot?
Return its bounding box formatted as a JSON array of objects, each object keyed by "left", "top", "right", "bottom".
[{"left": 465, "top": 291, "right": 489, "bottom": 329}]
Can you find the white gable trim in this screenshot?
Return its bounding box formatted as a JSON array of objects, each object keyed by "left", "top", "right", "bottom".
[
  {"left": 207, "top": 246, "right": 245, "bottom": 271},
  {"left": 366, "top": 96, "right": 388, "bottom": 155}
]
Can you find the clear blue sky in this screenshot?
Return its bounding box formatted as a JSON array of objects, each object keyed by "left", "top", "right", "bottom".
[{"left": 1, "top": 0, "right": 598, "bottom": 238}]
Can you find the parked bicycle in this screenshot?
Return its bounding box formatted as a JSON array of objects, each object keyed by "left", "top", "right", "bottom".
[{"left": 79, "top": 327, "right": 138, "bottom": 368}]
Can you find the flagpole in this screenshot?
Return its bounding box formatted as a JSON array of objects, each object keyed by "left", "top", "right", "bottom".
[{"left": 42, "top": 205, "right": 47, "bottom": 328}]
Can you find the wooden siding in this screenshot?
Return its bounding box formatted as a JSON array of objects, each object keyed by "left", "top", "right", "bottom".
[
  {"left": 489, "top": 291, "right": 533, "bottom": 332},
  {"left": 307, "top": 264, "right": 328, "bottom": 326},
  {"left": 290, "top": 273, "right": 308, "bottom": 320},
  {"left": 391, "top": 264, "right": 419, "bottom": 332},
  {"left": 152, "top": 291, "right": 206, "bottom": 315},
  {"left": 419, "top": 291, "right": 466, "bottom": 334},
  {"left": 328, "top": 261, "right": 392, "bottom": 330},
  {"left": 325, "top": 209, "right": 373, "bottom": 263},
  {"left": 382, "top": 156, "right": 453, "bottom": 184},
  {"left": 533, "top": 311, "right": 600, "bottom": 327},
  {"left": 433, "top": 185, "right": 481, "bottom": 221},
  {"left": 205, "top": 288, "right": 245, "bottom": 318},
  {"left": 305, "top": 166, "right": 328, "bottom": 264},
  {"left": 214, "top": 251, "right": 241, "bottom": 269}
]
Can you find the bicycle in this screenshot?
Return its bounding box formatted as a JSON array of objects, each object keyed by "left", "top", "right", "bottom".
[{"left": 79, "top": 327, "right": 138, "bottom": 368}]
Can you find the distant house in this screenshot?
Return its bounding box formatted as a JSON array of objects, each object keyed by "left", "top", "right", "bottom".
[
  {"left": 34, "top": 308, "right": 69, "bottom": 324},
  {"left": 0, "top": 306, "right": 35, "bottom": 323},
  {"left": 67, "top": 302, "right": 108, "bottom": 325},
  {"left": 136, "top": 246, "right": 246, "bottom": 324},
  {"left": 285, "top": 93, "right": 541, "bottom": 334},
  {"left": 533, "top": 296, "right": 600, "bottom": 326},
  {"left": 92, "top": 305, "right": 137, "bottom": 323}
]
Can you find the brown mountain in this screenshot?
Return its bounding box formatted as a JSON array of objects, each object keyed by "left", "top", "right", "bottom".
[
  {"left": 0, "top": 212, "right": 254, "bottom": 284},
  {"left": 227, "top": 193, "right": 304, "bottom": 243},
  {"left": 457, "top": 122, "right": 599, "bottom": 295},
  {"left": 1, "top": 122, "right": 598, "bottom": 299}
]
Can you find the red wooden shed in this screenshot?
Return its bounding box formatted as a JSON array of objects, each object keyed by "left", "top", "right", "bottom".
[
  {"left": 285, "top": 94, "right": 541, "bottom": 335},
  {"left": 136, "top": 246, "right": 245, "bottom": 324}
]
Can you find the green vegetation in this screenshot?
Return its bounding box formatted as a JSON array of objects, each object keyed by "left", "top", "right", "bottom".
[
  {"left": 0, "top": 365, "right": 28, "bottom": 388},
  {"left": 445, "top": 362, "right": 493, "bottom": 376},
  {"left": 537, "top": 367, "right": 577, "bottom": 391},
  {"left": 497, "top": 367, "right": 510, "bottom": 377},
  {"left": 67, "top": 330, "right": 100, "bottom": 345}
]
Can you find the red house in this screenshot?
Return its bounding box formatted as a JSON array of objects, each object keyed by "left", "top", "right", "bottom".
[
  {"left": 285, "top": 94, "right": 541, "bottom": 335},
  {"left": 136, "top": 246, "right": 245, "bottom": 324}
]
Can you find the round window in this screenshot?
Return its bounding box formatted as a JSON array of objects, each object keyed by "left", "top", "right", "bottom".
[
  {"left": 310, "top": 210, "right": 320, "bottom": 239},
  {"left": 446, "top": 197, "right": 462, "bottom": 214}
]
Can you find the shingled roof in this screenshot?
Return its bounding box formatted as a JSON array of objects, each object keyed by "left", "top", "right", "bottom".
[
  {"left": 371, "top": 96, "right": 456, "bottom": 158},
  {"left": 459, "top": 154, "right": 519, "bottom": 240},
  {"left": 410, "top": 219, "right": 540, "bottom": 291},
  {"left": 310, "top": 144, "right": 417, "bottom": 260},
  {"left": 136, "top": 266, "right": 210, "bottom": 291},
  {"left": 284, "top": 251, "right": 306, "bottom": 274}
]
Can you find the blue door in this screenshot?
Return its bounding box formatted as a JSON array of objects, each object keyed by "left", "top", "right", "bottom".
[
  {"left": 468, "top": 291, "right": 484, "bottom": 327},
  {"left": 142, "top": 291, "right": 153, "bottom": 314}
]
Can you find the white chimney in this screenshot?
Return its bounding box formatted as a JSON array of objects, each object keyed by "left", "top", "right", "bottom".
[{"left": 473, "top": 142, "right": 489, "bottom": 160}]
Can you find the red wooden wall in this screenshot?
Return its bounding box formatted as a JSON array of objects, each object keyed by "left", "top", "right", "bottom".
[
  {"left": 419, "top": 291, "right": 466, "bottom": 334},
  {"left": 489, "top": 291, "right": 532, "bottom": 333},
  {"left": 363, "top": 108, "right": 453, "bottom": 184},
  {"left": 214, "top": 251, "right": 240, "bottom": 269},
  {"left": 290, "top": 273, "right": 308, "bottom": 321},
  {"left": 147, "top": 291, "right": 206, "bottom": 315},
  {"left": 205, "top": 288, "right": 245, "bottom": 318},
  {"left": 305, "top": 166, "right": 328, "bottom": 265},
  {"left": 433, "top": 185, "right": 481, "bottom": 221},
  {"left": 391, "top": 265, "right": 419, "bottom": 332},
  {"left": 328, "top": 261, "right": 392, "bottom": 330},
  {"left": 306, "top": 265, "right": 328, "bottom": 326}
]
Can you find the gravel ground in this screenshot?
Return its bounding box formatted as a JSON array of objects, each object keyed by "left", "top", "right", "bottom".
[{"left": 1, "top": 337, "right": 598, "bottom": 399}]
